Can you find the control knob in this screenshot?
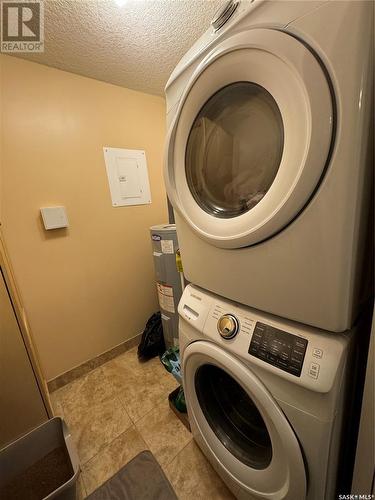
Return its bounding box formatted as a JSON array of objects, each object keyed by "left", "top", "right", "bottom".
[{"left": 217, "top": 314, "right": 239, "bottom": 340}]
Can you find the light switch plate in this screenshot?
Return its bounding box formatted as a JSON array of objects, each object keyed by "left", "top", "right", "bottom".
[
  {"left": 103, "top": 147, "right": 152, "bottom": 207},
  {"left": 40, "top": 206, "right": 69, "bottom": 230}
]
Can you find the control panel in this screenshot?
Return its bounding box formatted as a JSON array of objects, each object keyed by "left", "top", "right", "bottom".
[
  {"left": 179, "top": 284, "right": 350, "bottom": 394},
  {"left": 249, "top": 322, "right": 308, "bottom": 377}
]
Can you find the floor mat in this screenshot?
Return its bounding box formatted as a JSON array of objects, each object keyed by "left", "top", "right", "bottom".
[{"left": 86, "top": 450, "right": 177, "bottom": 499}]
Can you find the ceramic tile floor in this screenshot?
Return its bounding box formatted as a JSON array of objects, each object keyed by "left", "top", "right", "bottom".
[{"left": 50, "top": 347, "right": 234, "bottom": 499}]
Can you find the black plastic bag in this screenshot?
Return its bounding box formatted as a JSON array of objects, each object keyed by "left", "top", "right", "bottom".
[{"left": 137, "top": 312, "right": 166, "bottom": 361}]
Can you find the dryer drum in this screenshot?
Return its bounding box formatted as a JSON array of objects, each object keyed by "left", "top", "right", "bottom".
[
  {"left": 185, "top": 81, "right": 284, "bottom": 220},
  {"left": 195, "top": 364, "right": 272, "bottom": 469}
]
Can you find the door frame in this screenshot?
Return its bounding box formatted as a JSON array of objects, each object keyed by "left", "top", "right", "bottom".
[{"left": 0, "top": 233, "right": 52, "bottom": 419}]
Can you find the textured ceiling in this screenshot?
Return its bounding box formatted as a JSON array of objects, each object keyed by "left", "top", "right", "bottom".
[{"left": 14, "top": 0, "right": 224, "bottom": 95}]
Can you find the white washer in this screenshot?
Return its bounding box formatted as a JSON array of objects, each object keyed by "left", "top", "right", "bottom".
[
  {"left": 179, "top": 284, "right": 355, "bottom": 500},
  {"left": 165, "top": 0, "right": 373, "bottom": 332}
]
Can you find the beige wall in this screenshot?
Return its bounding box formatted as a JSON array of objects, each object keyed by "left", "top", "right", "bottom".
[{"left": 1, "top": 55, "right": 168, "bottom": 380}]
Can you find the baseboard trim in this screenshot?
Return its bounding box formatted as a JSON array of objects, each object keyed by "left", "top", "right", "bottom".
[{"left": 48, "top": 333, "right": 142, "bottom": 393}]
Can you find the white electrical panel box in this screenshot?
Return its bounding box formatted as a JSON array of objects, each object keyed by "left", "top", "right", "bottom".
[
  {"left": 40, "top": 206, "right": 69, "bottom": 230},
  {"left": 103, "top": 147, "right": 152, "bottom": 207}
]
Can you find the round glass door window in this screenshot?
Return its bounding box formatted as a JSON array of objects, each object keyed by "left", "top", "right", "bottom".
[
  {"left": 195, "top": 364, "right": 272, "bottom": 469},
  {"left": 186, "top": 82, "right": 284, "bottom": 218}
]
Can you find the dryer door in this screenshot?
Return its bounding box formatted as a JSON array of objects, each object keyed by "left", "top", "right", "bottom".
[
  {"left": 183, "top": 341, "right": 307, "bottom": 500},
  {"left": 165, "top": 29, "right": 333, "bottom": 248}
]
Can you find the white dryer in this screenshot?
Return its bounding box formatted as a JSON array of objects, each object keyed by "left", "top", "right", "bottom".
[
  {"left": 178, "top": 284, "right": 355, "bottom": 500},
  {"left": 165, "top": 0, "right": 373, "bottom": 332}
]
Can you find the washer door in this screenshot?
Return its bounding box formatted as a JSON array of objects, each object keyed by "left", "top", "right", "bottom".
[
  {"left": 183, "top": 341, "right": 307, "bottom": 500},
  {"left": 165, "top": 29, "right": 333, "bottom": 248}
]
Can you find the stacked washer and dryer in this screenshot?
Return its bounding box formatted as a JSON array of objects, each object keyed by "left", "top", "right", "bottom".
[{"left": 164, "top": 1, "right": 373, "bottom": 499}]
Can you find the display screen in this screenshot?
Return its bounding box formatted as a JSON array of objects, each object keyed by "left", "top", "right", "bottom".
[{"left": 248, "top": 322, "right": 308, "bottom": 377}]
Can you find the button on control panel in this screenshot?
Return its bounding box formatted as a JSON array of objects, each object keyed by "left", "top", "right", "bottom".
[
  {"left": 312, "top": 348, "right": 323, "bottom": 359},
  {"left": 308, "top": 362, "right": 320, "bottom": 379},
  {"left": 248, "top": 322, "right": 308, "bottom": 377}
]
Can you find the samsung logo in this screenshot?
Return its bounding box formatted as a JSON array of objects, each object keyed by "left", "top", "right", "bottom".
[{"left": 190, "top": 293, "right": 202, "bottom": 301}]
